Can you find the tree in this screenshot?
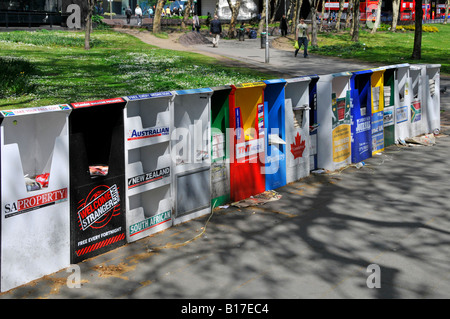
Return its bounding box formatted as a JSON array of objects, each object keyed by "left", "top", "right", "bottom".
[
  {"left": 444, "top": 0, "right": 449, "bottom": 24},
  {"left": 258, "top": 0, "right": 267, "bottom": 35},
  {"left": 319, "top": 0, "right": 326, "bottom": 31},
  {"left": 182, "top": 0, "right": 194, "bottom": 30},
  {"left": 411, "top": 0, "right": 423, "bottom": 59},
  {"left": 309, "top": 0, "right": 320, "bottom": 47},
  {"left": 336, "top": 0, "right": 345, "bottom": 31},
  {"left": 227, "top": 0, "right": 243, "bottom": 38},
  {"left": 270, "top": 0, "right": 282, "bottom": 24},
  {"left": 351, "top": 0, "right": 360, "bottom": 41},
  {"left": 371, "top": 0, "right": 382, "bottom": 33},
  {"left": 292, "top": 0, "right": 303, "bottom": 32},
  {"left": 153, "top": 0, "right": 165, "bottom": 33},
  {"left": 391, "top": 0, "right": 400, "bottom": 31},
  {"left": 345, "top": 0, "right": 353, "bottom": 29},
  {"left": 84, "top": 0, "right": 95, "bottom": 50}
]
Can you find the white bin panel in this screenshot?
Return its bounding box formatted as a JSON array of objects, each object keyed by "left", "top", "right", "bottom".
[{"left": 0, "top": 106, "right": 71, "bottom": 292}]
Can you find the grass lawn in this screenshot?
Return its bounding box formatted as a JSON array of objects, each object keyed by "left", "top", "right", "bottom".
[
  {"left": 311, "top": 23, "right": 450, "bottom": 76},
  {"left": 0, "top": 29, "right": 270, "bottom": 110},
  {"left": 1, "top": 25, "right": 448, "bottom": 110}
]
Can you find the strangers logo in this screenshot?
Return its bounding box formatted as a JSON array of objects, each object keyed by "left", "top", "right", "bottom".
[
  {"left": 4, "top": 188, "right": 68, "bottom": 218},
  {"left": 77, "top": 184, "right": 121, "bottom": 231}
]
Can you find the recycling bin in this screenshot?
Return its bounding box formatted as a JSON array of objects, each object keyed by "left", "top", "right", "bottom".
[
  {"left": 229, "top": 82, "right": 266, "bottom": 201},
  {"left": 171, "top": 88, "right": 212, "bottom": 225},
  {"left": 308, "top": 75, "right": 320, "bottom": 171},
  {"left": 409, "top": 65, "right": 425, "bottom": 137},
  {"left": 382, "top": 66, "right": 396, "bottom": 147},
  {"left": 69, "top": 98, "right": 127, "bottom": 264},
  {"left": 261, "top": 32, "right": 267, "bottom": 48},
  {"left": 424, "top": 64, "right": 441, "bottom": 134},
  {"left": 264, "top": 79, "right": 287, "bottom": 191},
  {"left": 316, "top": 72, "right": 352, "bottom": 171},
  {"left": 238, "top": 28, "right": 245, "bottom": 41},
  {"left": 394, "top": 64, "right": 411, "bottom": 142},
  {"left": 210, "top": 86, "right": 232, "bottom": 207},
  {"left": 285, "top": 76, "right": 311, "bottom": 184},
  {"left": 350, "top": 69, "right": 373, "bottom": 163},
  {"left": 123, "top": 92, "right": 174, "bottom": 243},
  {"left": 0, "top": 105, "right": 71, "bottom": 292},
  {"left": 371, "top": 69, "right": 385, "bottom": 155}
]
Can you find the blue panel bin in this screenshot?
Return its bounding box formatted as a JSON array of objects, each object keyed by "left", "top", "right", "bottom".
[
  {"left": 350, "top": 70, "right": 373, "bottom": 163},
  {"left": 263, "top": 79, "right": 287, "bottom": 191}
]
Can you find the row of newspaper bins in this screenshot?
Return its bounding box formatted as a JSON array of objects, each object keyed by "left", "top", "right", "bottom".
[{"left": 0, "top": 63, "right": 440, "bottom": 292}]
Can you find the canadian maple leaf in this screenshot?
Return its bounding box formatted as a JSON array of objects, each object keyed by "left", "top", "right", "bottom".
[{"left": 290, "top": 132, "right": 306, "bottom": 159}]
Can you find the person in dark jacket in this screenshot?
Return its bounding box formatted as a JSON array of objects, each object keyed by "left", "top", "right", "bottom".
[
  {"left": 209, "top": 15, "right": 222, "bottom": 47},
  {"left": 279, "top": 14, "right": 288, "bottom": 36},
  {"left": 125, "top": 6, "right": 132, "bottom": 24}
]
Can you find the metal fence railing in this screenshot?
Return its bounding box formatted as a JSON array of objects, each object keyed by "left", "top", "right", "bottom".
[{"left": 0, "top": 11, "right": 62, "bottom": 28}]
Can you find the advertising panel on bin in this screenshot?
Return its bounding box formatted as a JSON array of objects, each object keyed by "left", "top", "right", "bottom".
[
  {"left": 350, "top": 70, "right": 373, "bottom": 163},
  {"left": 229, "top": 82, "right": 266, "bottom": 201},
  {"left": 69, "top": 97, "right": 127, "bottom": 263}
]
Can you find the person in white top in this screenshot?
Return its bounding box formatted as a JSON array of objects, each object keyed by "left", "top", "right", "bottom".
[
  {"left": 135, "top": 5, "right": 143, "bottom": 26},
  {"left": 295, "top": 18, "right": 310, "bottom": 58}
]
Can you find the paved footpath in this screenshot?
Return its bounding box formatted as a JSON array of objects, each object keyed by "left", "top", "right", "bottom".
[{"left": 1, "top": 38, "right": 449, "bottom": 304}]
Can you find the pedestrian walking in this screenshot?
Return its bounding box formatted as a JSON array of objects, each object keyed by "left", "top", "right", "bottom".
[
  {"left": 295, "top": 18, "right": 309, "bottom": 58},
  {"left": 209, "top": 15, "right": 222, "bottom": 48},
  {"left": 192, "top": 14, "right": 200, "bottom": 33},
  {"left": 125, "top": 6, "right": 132, "bottom": 24},
  {"left": 280, "top": 14, "right": 288, "bottom": 36},
  {"left": 135, "top": 4, "right": 143, "bottom": 26}
]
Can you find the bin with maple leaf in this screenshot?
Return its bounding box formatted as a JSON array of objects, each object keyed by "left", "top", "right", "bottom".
[{"left": 285, "top": 76, "right": 312, "bottom": 184}]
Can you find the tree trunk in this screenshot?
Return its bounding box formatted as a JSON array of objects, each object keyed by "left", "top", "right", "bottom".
[
  {"left": 336, "top": 0, "right": 345, "bottom": 31},
  {"left": 310, "top": 0, "right": 319, "bottom": 47},
  {"left": 351, "top": 0, "right": 360, "bottom": 41},
  {"left": 227, "top": 0, "right": 242, "bottom": 38},
  {"left": 258, "top": 0, "right": 267, "bottom": 35},
  {"left": 391, "top": 0, "right": 400, "bottom": 31},
  {"left": 319, "top": 0, "right": 326, "bottom": 31},
  {"left": 270, "top": 0, "right": 282, "bottom": 24},
  {"left": 84, "top": 0, "right": 95, "bottom": 50},
  {"left": 371, "top": 0, "right": 382, "bottom": 33},
  {"left": 292, "top": 0, "right": 303, "bottom": 32},
  {"left": 215, "top": 0, "right": 220, "bottom": 17},
  {"left": 153, "top": 0, "right": 165, "bottom": 33},
  {"left": 411, "top": 0, "right": 423, "bottom": 59},
  {"left": 444, "top": 0, "right": 449, "bottom": 24},
  {"left": 182, "top": 0, "right": 194, "bottom": 30},
  {"left": 286, "top": 0, "right": 295, "bottom": 33},
  {"left": 345, "top": 0, "right": 353, "bottom": 29}
]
